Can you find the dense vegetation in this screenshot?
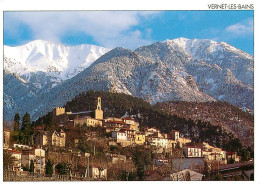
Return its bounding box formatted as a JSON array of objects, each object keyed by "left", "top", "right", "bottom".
[
  {"left": 33, "top": 90, "right": 253, "bottom": 161},
  {"left": 156, "top": 101, "right": 254, "bottom": 148}
]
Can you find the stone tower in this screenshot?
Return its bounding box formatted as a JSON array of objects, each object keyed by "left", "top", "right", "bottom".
[{"left": 95, "top": 97, "right": 103, "bottom": 119}]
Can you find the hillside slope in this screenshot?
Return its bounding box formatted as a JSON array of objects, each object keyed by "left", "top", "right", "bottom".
[
  {"left": 155, "top": 101, "right": 253, "bottom": 148},
  {"left": 34, "top": 91, "right": 252, "bottom": 155}
]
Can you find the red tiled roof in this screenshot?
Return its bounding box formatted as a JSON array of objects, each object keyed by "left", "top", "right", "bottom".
[
  {"left": 7, "top": 150, "right": 22, "bottom": 154},
  {"left": 185, "top": 142, "right": 203, "bottom": 149},
  {"left": 106, "top": 120, "right": 126, "bottom": 125}
]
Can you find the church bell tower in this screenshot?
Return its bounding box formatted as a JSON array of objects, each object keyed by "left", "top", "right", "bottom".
[{"left": 95, "top": 97, "right": 103, "bottom": 119}]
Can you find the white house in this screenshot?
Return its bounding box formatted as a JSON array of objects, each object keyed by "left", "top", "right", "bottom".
[
  {"left": 112, "top": 130, "right": 128, "bottom": 141},
  {"left": 147, "top": 137, "right": 168, "bottom": 148},
  {"left": 183, "top": 146, "right": 202, "bottom": 158}
]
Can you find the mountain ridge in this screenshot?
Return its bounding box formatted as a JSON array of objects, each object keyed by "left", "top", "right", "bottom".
[{"left": 4, "top": 38, "right": 253, "bottom": 121}]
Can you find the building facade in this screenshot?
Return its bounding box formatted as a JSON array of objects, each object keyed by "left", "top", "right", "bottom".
[
  {"left": 135, "top": 133, "right": 146, "bottom": 145},
  {"left": 3, "top": 128, "right": 11, "bottom": 148},
  {"left": 35, "top": 130, "right": 66, "bottom": 147},
  {"left": 95, "top": 97, "right": 103, "bottom": 120}
]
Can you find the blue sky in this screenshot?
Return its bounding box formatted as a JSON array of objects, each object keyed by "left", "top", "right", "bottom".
[{"left": 4, "top": 11, "right": 254, "bottom": 54}]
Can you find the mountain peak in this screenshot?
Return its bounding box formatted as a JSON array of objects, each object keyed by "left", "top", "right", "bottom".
[
  {"left": 4, "top": 40, "right": 111, "bottom": 81},
  {"left": 4, "top": 38, "right": 253, "bottom": 121}
]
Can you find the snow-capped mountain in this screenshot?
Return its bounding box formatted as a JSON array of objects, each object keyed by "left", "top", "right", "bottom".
[
  {"left": 4, "top": 40, "right": 111, "bottom": 88},
  {"left": 3, "top": 38, "right": 253, "bottom": 121},
  {"left": 4, "top": 40, "right": 111, "bottom": 120}
]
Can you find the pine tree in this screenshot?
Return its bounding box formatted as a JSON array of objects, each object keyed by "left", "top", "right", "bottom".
[
  {"left": 12, "top": 113, "right": 21, "bottom": 143},
  {"left": 13, "top": 113, "right": 20, "bottom": 132},
  {"left": 21, "top": 112, "right": 32, "bottom": 145},
  {"left": 46, "top": 160, "right": 53, "bottom": 176}
]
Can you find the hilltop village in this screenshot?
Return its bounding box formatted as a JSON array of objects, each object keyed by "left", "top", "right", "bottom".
[{"left": 3, "top": 97, "right": 253, "bottom": 181}]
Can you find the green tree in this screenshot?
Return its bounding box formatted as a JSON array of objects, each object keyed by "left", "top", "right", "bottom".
[
  {"left": 133, "top": 146, "right": 153, "bottom": 180},
  {"left": 13, "top": 113, "right": 20, "bottom": 132},
  {"left": 21, "top": 112, "right": 32, "bottom": 145},
  {"left": 56, "top": 163, "right": 67, "bottom": 175},
  {"left": 241, "top": 148, "right": 251, "bottom": 161},
  {"left": 46, "top": 160, "right": 53, "bottom": 176},
  {"left": 12, "top": 113, "right": 21, "bottom": 143}
]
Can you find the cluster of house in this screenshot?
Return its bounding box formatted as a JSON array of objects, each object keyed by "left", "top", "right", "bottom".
[
  {"left": 50, "top": 97, "right": 240, "bottom": 163},
  {"left": 3, "top": 97, "right": 241, "bottom": 179},
  {"left": 4, "top": 134, "right": 46, "bottom": 174}
]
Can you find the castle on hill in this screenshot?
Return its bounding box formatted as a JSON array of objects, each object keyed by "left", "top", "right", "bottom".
[{"left": 52, "top": 97, "right": 103, "bottom": 128}]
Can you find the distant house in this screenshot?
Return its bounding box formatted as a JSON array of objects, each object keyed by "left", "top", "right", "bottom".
[
  {"left": 35, "top": 131, "right": 49, "bottom": 146},
  {"left": 169, "top": 130, "right": 180, "bottom": 141},
  {"left": 135, "top": 133, "right": 146, "bottom": 145},
  {"left": 183, "top": 143, "right": 202, "bottom": 158},
  {"left": 178, "top": 137, "right": 192, "bottom": 147},
  {"left": 105, "top": 153, "right": 127, "bottom": 164},
  {"left": 35, "top": 129, "right": 66, "bottom": 147},
  {"left": 79, "top": 165, "right": 107, "bottom": 179},
  {"left": 74, "top": 116, "right": 102, "bottom": 127},
  {"left": 104, "top": 120, "right": 126, "bottom": 129},
  {"left": 123, "top": 117, "right": 140, "bottom": 132},
  {"left": 202, "top": 145, "right": 226, "bottom": 163},
  {"left": 6, "top": 149, "right": 22, "bottom": 172},
  {"left": 52, "top": 130, "right": 66, "bottom": 147},
  {"left": 89, "top": 166, "right": 107, "bottom": 179},
  {"left": 144, "top": 127, "right": 160, "bottom": 136},
  {"left": 146, "top": 136, "right": 168, "bottom": 148},
  {"left": 21, "top": 150, "right": 35, "bottom": 169},
  {"left": 111, "top": 130, "right": 131, "bottom": 147},
  {"left": 203, "top": 151, "right": 225, "bottom": 162},
  {"left": 21, "top": 148, "right": 45, "bottom": 174},
  {"left": 226, "top": 151, "right": 240, "bottom": 163},
  {"left": 170, "top": 169, "right": 204, "bottom": 181},
  {"left": 202, "top": 142, "right": 215, "bottom": 151},
  {"left": 112, "top": 130, "right": 128, "bottom": 141},
  {"left": 121, "top": 128, "right": 136, "bottom": 142},
  {"left": 3, "top": 128, "right": 11, "bottom": 148}
]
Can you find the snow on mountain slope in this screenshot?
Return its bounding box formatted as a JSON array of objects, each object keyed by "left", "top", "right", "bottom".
[
  {"left": 3, "top": 38, "right": 253, "bottom": 121},
  {"left": 165, "top": 38, "right": 253, "bottom": 87},
  {"left": 4, "top": 40, "right": 111, "bottom": 85}
]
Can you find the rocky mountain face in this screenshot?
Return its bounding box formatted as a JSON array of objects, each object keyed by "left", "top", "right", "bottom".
[{"left": 3, "top": 38, "right": 253, "bottom": 121}]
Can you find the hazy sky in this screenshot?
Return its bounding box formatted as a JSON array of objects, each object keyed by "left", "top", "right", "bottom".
[{"left": 4, "top": 10, "right": 254, "bottom": 54}]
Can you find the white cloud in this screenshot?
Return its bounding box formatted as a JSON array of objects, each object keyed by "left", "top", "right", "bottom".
[
  {"left": 225, "top": 18, "right": 253, "bottom": 36},
  {"left": 4, "top": 11, "right": 160, "bottom": 49}
]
